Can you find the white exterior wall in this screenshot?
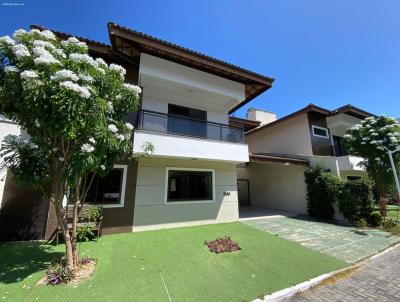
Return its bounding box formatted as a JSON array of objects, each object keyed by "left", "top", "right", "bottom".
[
  {"left": 139, "top": 53, "right": 246, "bottom": 124},
  {"left": 237, "top": 163, "right": 308, "bottom": 214},
  {"left": 133, "top": 157, "right": 239, "bottom": 231},
  {"left": 0, "top": 117, "right": 21, "bottom": 208},
  {"left": 133, "top": 131, "right": 249, "bottom": 163},
  {"left": 246, "top": 114, "right": 313, "bottom": 156}
]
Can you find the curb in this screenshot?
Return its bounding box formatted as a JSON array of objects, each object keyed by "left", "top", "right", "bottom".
[{"left": 252, "top": 242, "right": 400, "bottom": 302}]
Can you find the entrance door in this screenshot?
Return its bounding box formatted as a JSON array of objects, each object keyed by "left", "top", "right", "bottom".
[{"left": 237, "top": 179, "right": 250, "bottom": 206}]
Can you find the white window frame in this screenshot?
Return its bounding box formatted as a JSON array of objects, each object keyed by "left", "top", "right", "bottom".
[
  {"left": 312, "top": 125, "right": 329, "bottom": 139},
  {"left": 91, "top": 164, "right": 128, "bottom": 208},
  {"left": 164, "top": 167, "right": 216, "bottom": 205}
]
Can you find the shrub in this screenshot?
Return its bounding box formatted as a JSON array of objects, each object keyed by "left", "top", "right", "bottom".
[
  {"left": 204, "top": 236, "right": 241, "bottom": 254},
  {"left": 357, "top": 218, "right": 368, "bottom": 228},
  {"left": 383, "top": 218, "right": 398, "bottom": 229},
  {"left": 76, "top": 224, "right": 95, "bottom": 242},
  {"left": 82, "top": 206, "right": 102, "bottom": 222},
  {"left": 367, "top": 212, "right": 383, "bottom": 227},
  {"left": 386, "top": 225, "right": 400, "bottom": 236},
  {"left": 79, "top": 256, "right": 95, "bottom": 265},
  {"left": 304, "top": 166, "right": 343, "bottom": 220},
  {"left": 46, "top": 257, "right": 75, "bottom": 285},
  {"left": 338, "top": 179, "right": 374, "bottom": 223}
]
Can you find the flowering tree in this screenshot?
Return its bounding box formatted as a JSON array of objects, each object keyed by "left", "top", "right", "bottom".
[
  {"left": 0, "top": 28, "right": 150, "bottom": 269},
  {"left": 344, "top": 115, "right": 400, "bottom": 216}
]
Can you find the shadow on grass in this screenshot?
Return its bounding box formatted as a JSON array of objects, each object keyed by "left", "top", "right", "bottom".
[{"left": 0, "top": 241, "right": 63, "bottom": 284}]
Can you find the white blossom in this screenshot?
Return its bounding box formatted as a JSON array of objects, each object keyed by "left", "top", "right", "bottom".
[
  {"left": 115, "top": 134, "right": 125, "bottom": 141},
  {"left": 107, "top": 101, "right": 113, "bottom": 111},
  {"left": 123, "top": 83, "right": 142, "bottom": 96},
  {"left": 61, "top": 37, "right": 87, "bottom": 49},
  {"left": 51, "top": 69, "right": 79, "bottom": 81},
  {"left": 40, "top": 30, "right": 56, "bottom": 40},
  {"left": 125, "top": 122, "right": 134, "bottom": 130},
  {"left": 108, "top": 124, "right": 118, "bottom": 133},
  {"left": 0, "top": 35, "right": 16, "bottom": 46},
  {"left": 34, "top": 119, "right": 40, "bottom": 127},
  {"left": 78, "top": 73, "right": 93, "bottom": 82},
  {"left": 33, "top": 40, "right": 55, "bottom": 50},
  {"left": 54, "top": 48, "right": 66, "bottom": 59},
  {"left": 59, "top": 81, "right": 91, "bottom": 99},
  {"left": 34, "top": 51, "right": 60, "bottom": 66},
  {"left": 52, "top": 147, "right": 58, "bottom": 152},
  {"left": 12, "top": 44, "right": 30, "bottom": 59},
  {"left": 96, "top": 67, "right": 106, "bottom": 75},
  {"left": 100, "top": 165, "right": 105, "bottom": 170},
  {"left": 33, "top": 46, "right": 52, "bottom": 57},
  {"left": 4, "top": 66, "right": 18, "bottom": 73},
  {"left": 375, "top": 157, "right": 380, "bottom": 161},
  {"left": 29, "top": 29, "right": 41, "bottom": 36},
  {"left": 343, "top": 134, "right": 352, "bottom": 139},
  {"left": 12, "top": 29, "right": 26, "bottom": 41},
  {"left": 58, "top": 157, "right": 64, "bottom": 162},
  {"left": 370, "top": 140, "right": 377, "bottom": 145},
  {"left": 81, "top": 143, "right": 95, "bottom": 153},
  {"left": 95, "top": 58, "right": 107, "bottom": 68},
  {"left": 69, "top": 53, "right": 96, "bottom": 66},
  {"left": 89, "top": 137, "right": 96, "bottom": 144},
  {"left": 361, "top": 142, "right": 366, "bottom": 145},
  {"left": 109, "top": 64, "right": 126, "bottom": 75},
  {"left": 20, "top": 70, "right": 38, "bottom": 80}
]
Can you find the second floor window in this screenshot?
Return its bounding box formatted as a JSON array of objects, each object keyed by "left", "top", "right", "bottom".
[
  {"left": 312, "top": 125, "right": 329, "bottom": 138},
  {"left": 168, "top": 104, "right": 207, "bottom": 138}
]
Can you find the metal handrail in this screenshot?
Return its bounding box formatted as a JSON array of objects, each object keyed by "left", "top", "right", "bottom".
[{"left": 136, "top": 109, "right": 244, "bottom": 143}]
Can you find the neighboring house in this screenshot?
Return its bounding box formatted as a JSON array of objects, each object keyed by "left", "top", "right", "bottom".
[
  {"left": 0, "top": 23, "right": 275, "bottom": 240},
  {"left": 237, "top": 104, "right": 373, "bottom": 215}
]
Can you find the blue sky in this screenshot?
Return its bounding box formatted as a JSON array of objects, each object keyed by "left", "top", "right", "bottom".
[{"left": 1, "top": 0, "right": 399, "bottom": 119}]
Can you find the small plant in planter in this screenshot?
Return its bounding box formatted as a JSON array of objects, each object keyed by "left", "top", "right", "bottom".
[
  {"left": 44, "top": 256, "right": 96, "bottom": 286},
  {"left": 204, "top": 236, "right": 241, "bottom": 254},
  {"left": 46, "top": 257, "right": 75, "bottom": 285}
]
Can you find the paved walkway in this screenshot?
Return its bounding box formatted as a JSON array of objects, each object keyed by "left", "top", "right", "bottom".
[
  {"left": 285, "top": 246, "right": 400, "bottom": 302},
  {"left": 243, "top": 216, "right": 399, "bottom": 263}
]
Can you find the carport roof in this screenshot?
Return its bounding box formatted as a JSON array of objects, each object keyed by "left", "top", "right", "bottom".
[{"left": 249, "top": 153, "right": 309, "bottom": 166}]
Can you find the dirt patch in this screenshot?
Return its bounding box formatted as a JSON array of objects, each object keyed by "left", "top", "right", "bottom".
[
  {"left": 37, "top": 259, "right": 96, "bottom": 286},
  {"left": 318, "top": 266, "right": 360, "bottom": 287}
]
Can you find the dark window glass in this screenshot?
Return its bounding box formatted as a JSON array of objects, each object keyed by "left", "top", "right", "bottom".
[
  {"left": 333, "top": 135, "right": 348, "bottom": 156},
  {"left": 313, "top": 126, "right": 328, "bottom": 138},
  {"left": 347, "top": 176, "right": 361, "bottom": 181},
  {"left": 85, "top": 168, "right": 124, "bottom": 204},
  {"left": 168, "top": 104, "right": 207, "bottom": 138},
  {"left": 167, "top": 170, "right": 212, "bottom": 202}
]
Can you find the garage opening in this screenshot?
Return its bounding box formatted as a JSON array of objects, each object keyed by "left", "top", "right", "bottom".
[{"left": 237, "top": 153, "right": 310, "bottom": 220}]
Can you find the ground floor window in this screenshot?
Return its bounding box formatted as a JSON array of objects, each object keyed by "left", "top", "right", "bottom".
[
  {"left": 85, "top": 165, "right": 127, "bottom": 207},
  {"left": 165, "top": 168, "right": 214, "bottom": 203}
]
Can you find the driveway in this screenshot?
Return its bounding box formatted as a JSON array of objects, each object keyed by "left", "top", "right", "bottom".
[
  {"left": 284, "top": 245, "right": 400, "bottom": 302},
  {"left": 243, "top": 216, "right": 400, "bottom": 263}
]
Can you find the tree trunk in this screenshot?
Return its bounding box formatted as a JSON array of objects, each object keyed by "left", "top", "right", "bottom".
[
  {"left": 51, "top": 195, "right": 74, "bottom": 269},
  {"left": 71, "top": 201, "right": 79, "bottom": 266},
  {"left": 379, "top": 184, "right": 387, "bottom": 218}
]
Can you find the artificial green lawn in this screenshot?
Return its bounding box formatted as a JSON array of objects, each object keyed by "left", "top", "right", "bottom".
[{"left": 0, "top": 222, "right": 347, "bottom": 302}]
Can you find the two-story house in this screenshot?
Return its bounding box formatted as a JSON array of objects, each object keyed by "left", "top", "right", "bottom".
[
  {"left": 0, "top": 24, "right": 275, "bottom": 240},
  {"left": 237, "top": 104, "right": 373, "bottom": 217}
]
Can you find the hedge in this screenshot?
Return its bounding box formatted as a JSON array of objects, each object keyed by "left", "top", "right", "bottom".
[
  {"left": 304, "top": 166, "right": 343, "bottom": 220},
  {"left": 304, "top": 166, "right": 374, "bottom": 222}
]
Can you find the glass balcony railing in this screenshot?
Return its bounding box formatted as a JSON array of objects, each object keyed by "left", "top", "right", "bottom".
[{"left": 136, "top": 110, "right": 244, "bottom": 143}]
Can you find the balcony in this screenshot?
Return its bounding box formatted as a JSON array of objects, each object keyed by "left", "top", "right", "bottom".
[
  {"left": 136, "top": 110, "right": 244, "bottom": 143},
  {"left": 133, "top": 110, "right": 248, "bottom": 163},
  {"left": 336, "top": 155, "right": 365, "bottom": 171}
]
